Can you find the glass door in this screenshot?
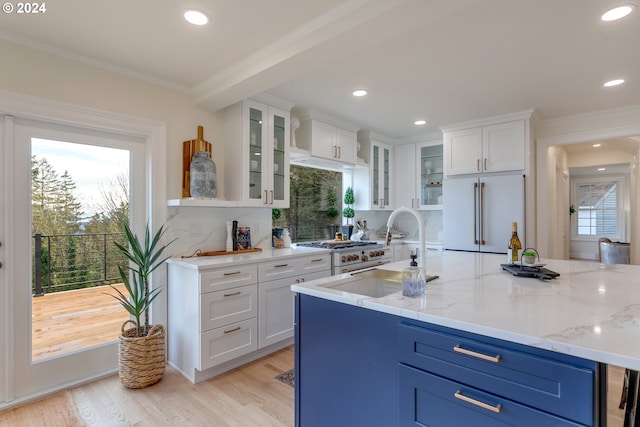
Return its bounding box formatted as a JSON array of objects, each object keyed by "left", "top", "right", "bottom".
[
  {"left": 419, "top": 144, "right": 443, "bottom": 209},
  {"left": 270, "top": 108, "right": 289, "bottom": 207},
  {"left": 372, "top": 145, "right": 380, "bottom": 207},
  {"left": 249, "top": 106, "right": 264, "bottom": 203}
]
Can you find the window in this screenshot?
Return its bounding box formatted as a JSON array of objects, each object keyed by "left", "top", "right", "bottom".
[
  {"left": 572, "top": 177, "right": 623, "bottom": 239},
  {"left": 276, "top": 165, "right": 343, "bottom": 242}
]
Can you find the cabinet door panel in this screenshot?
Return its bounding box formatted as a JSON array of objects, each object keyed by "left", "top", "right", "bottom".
[
  {"left": 394, "top": 144, "right": 417, "bottom": 208},
  {"left": 200, "top": 284, "right": 257, "bottom": 332},
  {"left": 258, "top": 259, "right": 298, "bottom": 282},
  {"left": 444, "top": 127, "right": 482, "bottom": 176},
  {"left": 199, "top": 318, "right": 257, "bottom": 370},
  {"left": 259, "top": 277, "right": 295, "bottom": 348},
  {"left": 298, "top": 255, "right": 331, "bottom": 275},
  {"left": 335, "top": 127, "right": 356, "bottom": 163},
  {"left": 199, "top": 265, "right": 257, "bottom": 294},
  {"left": 442, "top": 177, "right": 479, "bottom": 251},
  {"left": 399, "top": 365, "right": 584, "bottom": 427},
  {"left": 479, "top": 174, "right": 524, "bottom": 252},
  {"left": 309, "top": 120, "right": 336, "bottom": 160},
  {"left": 482, "top": 120, "right": 525, "bottom": 172}
]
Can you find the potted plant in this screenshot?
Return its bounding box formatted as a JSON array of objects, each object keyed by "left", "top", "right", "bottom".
[
  {"left": 109, "top": 222, "right": 175, "bottom": 388},
  {"left": 342, "top": 186, "right": 355, "bottom": 239},
  {"left": 272, "top": 208, "right": 283, "bottom": 247},
  {"left": 326, "top": 187, "right": 340, "bottom": 238},
  {"left": 522, "top": 249, "right": 537, "bottom": 265}
]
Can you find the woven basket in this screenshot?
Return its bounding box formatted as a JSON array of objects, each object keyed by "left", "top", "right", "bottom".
[{"left": 118, "top": 320, "right": 166, "bottom": 389}]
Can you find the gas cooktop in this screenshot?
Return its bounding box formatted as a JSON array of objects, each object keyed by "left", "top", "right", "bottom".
[{"left": 296, "top": 241, "right": 381, "bottom": 251}]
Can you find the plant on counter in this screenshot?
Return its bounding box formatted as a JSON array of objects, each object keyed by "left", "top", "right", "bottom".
[
  {"left": 343, "top": 186, "right": 355, "bottom": 225},
  {"left": 272, "top": 208, "right": 282, "bottom": 227},
  {"left": 522, "top": 249, "right": 537, "bottom": 264}
]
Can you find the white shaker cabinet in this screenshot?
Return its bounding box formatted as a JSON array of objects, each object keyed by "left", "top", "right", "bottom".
[
  {"left": 223, "top": 98, "right": 291, "bottom": 208},
  {"left": 394, "top": 140, "right": 443, "bottom": 210},
  {"left": 443, "top": 119, "right": 525, "bottom": 176},
  {"left": 167, "top": 253, "right": 330, "bottom": 383}
]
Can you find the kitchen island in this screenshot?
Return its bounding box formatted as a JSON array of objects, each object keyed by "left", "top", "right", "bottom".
[{"left": 292, "top": 251, "right": 640, "bottom": 427}]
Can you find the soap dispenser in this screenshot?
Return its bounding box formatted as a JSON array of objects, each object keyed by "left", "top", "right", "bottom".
[
  {"left": 282, "top": 228, "right": 292, "bottom": 248},
  {"left": 402, "top": 252, "right": 426, "bottom": 297}
]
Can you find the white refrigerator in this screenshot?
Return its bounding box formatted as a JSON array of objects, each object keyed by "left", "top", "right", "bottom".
[{"left": 443, "top": 174, "right": 525, "bottom": 253}]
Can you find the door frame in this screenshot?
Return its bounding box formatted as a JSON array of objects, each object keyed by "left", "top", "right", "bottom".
[{"left": 0, "top": 90, "right": 167, "bottom": 408}]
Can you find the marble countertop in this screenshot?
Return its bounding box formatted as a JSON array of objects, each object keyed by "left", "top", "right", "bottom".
[
  {"left": 291, "top": 251, "right": 640, "bottom": 370},
  {"left": 167, "top": 246, "right": 332, "bottom": 270}
]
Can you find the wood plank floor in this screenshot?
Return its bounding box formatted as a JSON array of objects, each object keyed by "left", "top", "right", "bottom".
[
  {"left": 0, "top": 345, "right": 632, "bottom": 426},
  {"left": 32, "top": 284, "right": 129, "bottom": 360}
]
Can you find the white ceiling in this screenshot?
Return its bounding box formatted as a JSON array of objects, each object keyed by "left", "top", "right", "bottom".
[{"left": 1, "top": 0, "right": 639, "bottom": 140}]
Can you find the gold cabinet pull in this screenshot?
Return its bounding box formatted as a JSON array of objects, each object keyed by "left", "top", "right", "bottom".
[
  {"left": 223, "top": 271, "right": 241, "bottom": 276},
  {"left": 223, "top": 291, "right": 241, "bottom": 297},
  {"left": 274, "top": 263, "right": 289, "bottom": 268},
  {"left": 223, "top": 326, "right": 241, "bottom": 334},
  {"left": 453, "top": 345, "right": 501, "bottom": 363},
  {"left": 454, "top": 391, "right": 502, "bottom": 413},
  {"left": 310, "top": 258, "right": 324, "bottom": 263}
]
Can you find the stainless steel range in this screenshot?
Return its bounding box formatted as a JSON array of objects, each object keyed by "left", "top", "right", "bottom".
[{"left": 296, "top": 241, "right": 392, "bottom": 274}]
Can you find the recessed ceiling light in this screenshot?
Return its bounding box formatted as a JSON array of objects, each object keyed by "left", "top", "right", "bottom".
[
  {"left": 414, "top": 120, "right": 427, "bottom": 126},
  {"left": 601, "top": 5, "right": 635, "bottom": 21},
  {"left": 598, "top": 167, "right": 606, "bottom": 171},
  {"left": 593, "top": 143, "right": 601, "bottom": 147},
  {"left": 352, "top": 89, "right": 368, "bottom": 97},
  {"left": 184, "top": 9, "right": 209, "bottom": 25},
  {"left": 604, "top": 78, "right": 625, "bottom": 87}
]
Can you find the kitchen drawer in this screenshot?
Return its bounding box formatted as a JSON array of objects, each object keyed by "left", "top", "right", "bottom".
[
  {"left": 200, "top": 284, "right": 257, "bottom": 332},
  {"left": 399, "top": 365, "right": 585, "bottom": 427},
  {"left": 199, "top": 317, "right": 258, "bottom": 371},
  {"left": 258, "top": 259, "right": 298, "bottom": 282},
  {"left": 199, "top": 265, "right": 257, "bottom": 294},
  {"left": 398, "top": 323, "right": 594, "bottom": 425},
  {"left": 298, "top": 254, "right": 331, "bottom": 275}
]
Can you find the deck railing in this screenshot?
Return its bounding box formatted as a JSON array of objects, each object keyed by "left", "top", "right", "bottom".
[{"left": 32, "top": 232, "right": 128, "bottom": 296}]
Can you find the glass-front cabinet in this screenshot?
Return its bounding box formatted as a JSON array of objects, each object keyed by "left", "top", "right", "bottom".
[
  {"left": 372, "top": 142, "right": 392, "bottom": 210},
  {"left": 223, "top": 98, "right": 290, "bottom": 208},
  {"left": 418, "top": 143, "right": 443, "bottom": 209}
]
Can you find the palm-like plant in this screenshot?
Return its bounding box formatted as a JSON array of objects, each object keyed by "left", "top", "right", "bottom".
[{"left": 109, "top": 222, "right": 174, "bottom": 337}]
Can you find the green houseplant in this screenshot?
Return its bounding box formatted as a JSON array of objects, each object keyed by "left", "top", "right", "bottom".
[
  {"left": 522, "top": 249, "right": 537, "bottom": 265},
  {"left": 342, "top": 186, "right": 355, "bottom": 238},
  {"left": 109, "top": 222, "right": 175, "bottom": 388}
]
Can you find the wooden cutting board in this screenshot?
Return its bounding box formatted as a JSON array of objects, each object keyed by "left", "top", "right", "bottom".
[
  {"left": 321, "top": 240, "right": 353, "bottom": 246},
  {"left": 182, "top": 125, "right": 213, "bottom": 197}
]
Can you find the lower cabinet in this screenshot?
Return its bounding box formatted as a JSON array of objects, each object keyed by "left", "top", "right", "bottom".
[
  {"left": 168, "top": 253, "right": 330, "bottom": 383},
  {"left": 295, "top": 295, "right": 599, "bottom": 427}
]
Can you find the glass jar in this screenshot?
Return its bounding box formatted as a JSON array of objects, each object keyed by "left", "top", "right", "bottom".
[{"left": 190, "top": 151, "right": 217, "bottom": 198}]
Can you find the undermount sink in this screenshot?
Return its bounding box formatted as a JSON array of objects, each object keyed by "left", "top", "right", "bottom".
[{"left": 319, "top": 269, "right": 403, "bottom": 298}]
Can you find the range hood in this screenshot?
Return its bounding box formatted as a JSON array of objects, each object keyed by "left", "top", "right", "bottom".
[{"left": 290, "top": 147, "right": 360, "bottom": 171}]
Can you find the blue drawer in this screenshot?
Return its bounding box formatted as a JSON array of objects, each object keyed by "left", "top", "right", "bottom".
[
  {"left": 398, "top": 322, "right": 595, "bottom": 425},
  {"left": 399, "top": 365, "right": 587, "bottom": 427}
]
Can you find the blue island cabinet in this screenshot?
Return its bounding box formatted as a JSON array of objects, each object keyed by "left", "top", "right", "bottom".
[{"left": 295, "top": 294, "right": 602, "bottom": 427}]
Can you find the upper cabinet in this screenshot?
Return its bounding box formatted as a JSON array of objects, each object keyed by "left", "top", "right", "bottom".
[
  {"left": 395, "top": 139, "right": 443, "bottom": 210},
  {"left": 223, "top": 98, "right": 291, "bottom": 208},
  {"left": 292, "top": 109, "right": 359, "bottom": 168},
  {"left": 354, "top": 132, "right": 394, "bottom": 211},
  {"left": 443, "top": 117, "right": 527, "bottom": 176}
]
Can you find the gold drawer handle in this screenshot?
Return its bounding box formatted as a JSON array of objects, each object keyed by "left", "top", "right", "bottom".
[
  {"left": 310, "top": 258, "right": 324, "bottom": 262},
  {"left": 223, "top": 326, "right": 241, "bottom": 334},
  {"left": 223, "top": 271, "right": 241, "bottom": 276},
  {"left": 274, "top": 264, "right": 289, "bottom": 268},
  {"left": 223, "top": 291, "right": 241, "bottom": 297},
  {"left": 453, "top": 345, "right": 501, "bottom": 363},
  {"left": 454, "top": 391, "right": 502, "bottom": 413}
]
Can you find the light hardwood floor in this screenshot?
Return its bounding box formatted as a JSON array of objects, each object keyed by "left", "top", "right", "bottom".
[{"left": 0, "top": 344, "right": 631, "bottom": 426}]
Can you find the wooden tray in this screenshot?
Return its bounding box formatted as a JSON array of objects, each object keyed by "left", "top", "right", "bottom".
[
  {"left": 321, "top": 240, "right": 353, "bottom": 246},
  {"left": 182, "top": 248, "right": 262, "bottom": 258}
]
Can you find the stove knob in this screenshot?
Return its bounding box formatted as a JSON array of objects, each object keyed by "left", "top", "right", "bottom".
[
  {"left": 380, "top": 250, "right": 385, "bottom": 256},
  {"left": 362, "top": 255, "right": 368, "bottom": 262},
  {"left": 341, "top": 255, "right": 347, "bottom": 263},
  {"left": 353, "top": 254, "right": 359, "bottom": 261},
  {"left": 369, "top": 251, "right": 375, "bottom": 257},
  {"left": 346, "top": 255, "right": 353, "bottom": 261}
]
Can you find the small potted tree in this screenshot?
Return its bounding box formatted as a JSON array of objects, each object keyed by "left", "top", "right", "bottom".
[
  {"left": 109, "top": 222, "right": 175, "bottom": 388},
  {"left": 326, "top": 187, "right": 340, "bottom": 238},
  {"left": 342, "top": 186, "right": 355, "bottom": 239}
]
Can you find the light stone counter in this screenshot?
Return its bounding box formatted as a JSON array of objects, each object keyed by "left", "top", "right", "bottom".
[
  {"left": 291, "top": 250, "right": 640, "bottom": 370},
  {"left": 166, "top": 245, "right": 331, "bottom": 270}
]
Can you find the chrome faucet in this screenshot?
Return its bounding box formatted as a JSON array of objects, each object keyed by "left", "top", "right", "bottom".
[{"left": 386, "top": 206, "right": 427, "bottom": 270}]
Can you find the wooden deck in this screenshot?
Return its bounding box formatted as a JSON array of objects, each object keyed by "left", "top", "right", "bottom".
[{"left": 32, "top": 284, "right": 129, "bottom": 360}]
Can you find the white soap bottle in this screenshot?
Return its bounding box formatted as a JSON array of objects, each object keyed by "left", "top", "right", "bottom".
[{"left": 282, "top": 229, "right": 292, "bottom": 248}]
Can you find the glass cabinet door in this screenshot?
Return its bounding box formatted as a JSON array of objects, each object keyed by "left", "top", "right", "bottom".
[
  {"left": 419, "top": 144, "right": 443, "bottom": 209},
  {"left": 249, "top": 107, "right": 263, "bottom": 202},
  {"left": 372, "top": 145, "right": 380, "bottom": 207},
  {"left": 382, "top": 145, "right": 390, "bottom": 207},
  {"left": 272, "top": 113, "right": 286, "bottom": 203}
]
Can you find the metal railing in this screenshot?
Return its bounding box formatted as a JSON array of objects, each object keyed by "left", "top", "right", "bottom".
[{"left": 32, "top": 232, "right": 128, "bottom": 296}]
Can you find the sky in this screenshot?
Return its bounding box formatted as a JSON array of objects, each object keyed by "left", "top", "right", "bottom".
[{"left": 31, "top": 138, "right": 129, "bottom": 217}]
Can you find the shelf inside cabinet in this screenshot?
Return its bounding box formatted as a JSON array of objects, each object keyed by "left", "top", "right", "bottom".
[{"left": 167, "top": 198, "right": 240, "bottom": 208}]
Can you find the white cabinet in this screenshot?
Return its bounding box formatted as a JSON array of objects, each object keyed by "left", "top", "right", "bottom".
[
  {"left": 258, "top": 255, "right": 331, "bottom": 348},
  {"left": 167, "top": 252, "right": 330, "bottom": 383},
  {"left": 354, "top": 140, "right": 393, "bottom": 210},
  {"left": 443, "top": 120, "right": 525, "bottom": 176},
  {"left": 223, "top": 99, "right": 290, "bottom": 207},
  {"left": 294, "top": 110, "right": 358, "bottom": 166},
  {"left": 395, "top": 140, "right": 443, "bottom": 210}
]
